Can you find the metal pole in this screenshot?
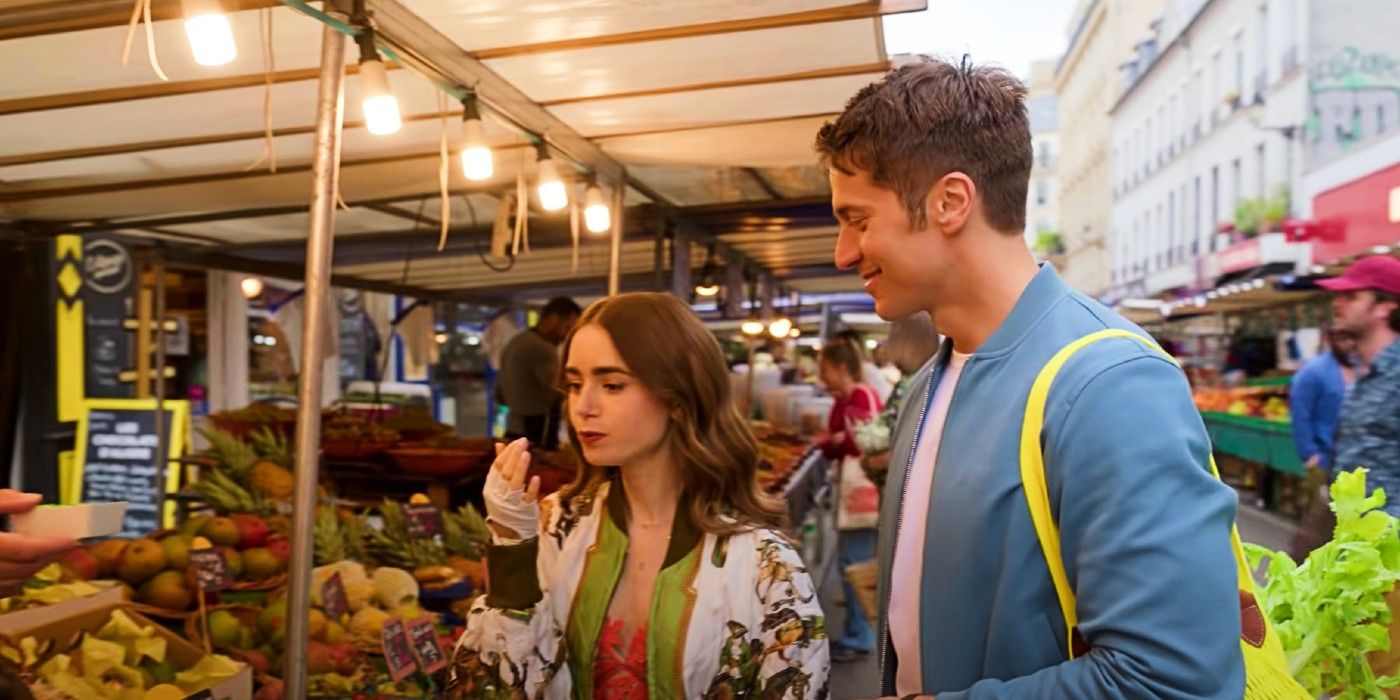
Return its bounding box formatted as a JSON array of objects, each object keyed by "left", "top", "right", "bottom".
[
  {"left": 607, "top": 182, "right": 625, "bottom": 296},
  {"left": 283, "top": 21, "right": 346, "bottom": 699}
]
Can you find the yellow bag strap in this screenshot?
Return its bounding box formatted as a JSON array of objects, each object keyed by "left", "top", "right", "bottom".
[{"left": 1021, "top": 329, "right": 1258, "bottom": 659}]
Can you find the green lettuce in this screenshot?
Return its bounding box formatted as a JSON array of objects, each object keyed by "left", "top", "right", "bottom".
[{"left": 1245, "top": 468, "right": 1400, "bottom": 698}]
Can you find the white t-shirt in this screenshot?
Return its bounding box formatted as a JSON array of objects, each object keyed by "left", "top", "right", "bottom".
[{"left": 890, "top": 351, "right": 970, "bottom": 695}]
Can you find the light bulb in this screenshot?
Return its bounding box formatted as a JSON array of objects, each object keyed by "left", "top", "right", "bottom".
[
  {"left": 768, "top": 318, "right": 793, "bottom": 338},
  {"left": 789, "top": 328, "right": 802, "bottom": 339},
  {"left": 459, "top": 118, "right": 493, "bottom": 180},
  {"left": 182, "top": 0, "right": 236, "bottom": 67},
  {"left": 358, "top": 59, "right": 401, "bottom": 135},
  {"left": 240, "top": 276, "right": 263, "bottom": 299},
  {"left": 584, "top": 184, "right": 611, "bottom": 233},
  {"left": 694, "top": 283, "right": 719, "bottom": 297},
  {"left": 741, "top": 319, "right": 765, "bottom": 336},
  {"left": 434, "top": 332, "right": 448, "bottom": 344},
  {"left": 536, "top": 157, "right": 568, "bottom": 211}
]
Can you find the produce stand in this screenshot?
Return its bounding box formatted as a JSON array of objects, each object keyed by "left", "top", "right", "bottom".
[
  {"left": 1200, "top": 412, "right": 1304, "bottom": 476},
  {"left": 3, "top": 0, "right": 912, "bottom": 696}
]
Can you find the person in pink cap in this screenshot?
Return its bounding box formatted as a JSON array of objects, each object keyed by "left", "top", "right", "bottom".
[{"left": 1318, "top": 255, "right": 1400, "bottom": 514}]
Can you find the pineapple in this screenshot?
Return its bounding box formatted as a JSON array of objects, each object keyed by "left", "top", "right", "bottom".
[
  {"left": 249, "top": 461, "right": 294, "bottom": 500},
  {"left": 198, "top": 428, "right": 256, "bottom": 481},
  {"left": 248, "top": 427, "right": 293, "bottom": 469},
  {"left": 314, "top": 507, "right": 348, "bottom": 566},
  {"left": 360, "top": 500, "right": 445, "bottom": 570},
  {"left": 192, "top": 467, "right": 266, "bottom": 514},
  {"left": 442, "top": 504, "right": 490, "bottom": 561}
]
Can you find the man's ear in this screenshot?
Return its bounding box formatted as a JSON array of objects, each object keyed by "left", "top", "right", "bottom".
[{"left": 926, "top": 172, "right": 976, "bottom": 235}]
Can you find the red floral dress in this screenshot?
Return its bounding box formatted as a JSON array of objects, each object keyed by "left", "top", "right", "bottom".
[{"left": 594, "top": 618, "right": 648, "bottom": 700}]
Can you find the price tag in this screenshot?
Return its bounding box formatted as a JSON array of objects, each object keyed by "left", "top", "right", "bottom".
[
  {"left": 381, "top": 618, "right": 418, "bottom": 682},
  {"left": 321, "top": 572, "right": 349, "bottom": 622},
  {"left": 404, "top": 503, "right": 442, "bottom": 538},
  {"left": 188, "top": 548, "right": 232, "bottom": 592},
  {"left": 406, "top": 615, "right": 448, "bottom": 674}
]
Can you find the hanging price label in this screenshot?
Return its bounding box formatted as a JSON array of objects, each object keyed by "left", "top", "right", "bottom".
[
  {"left": 188, "top": 548, "right": 232, "bottom": 592},
  {"left": 381, "top": 618, "right": 418, "bottom": 682},
  {"left": 322, "top": 572, "right": 349, "bottom": 622},
  {"left": 404, "top": 503, "right": 442, "bottom": 538},
  {"left": 406, "top": 615, "right": 448, "bottom": 674}
]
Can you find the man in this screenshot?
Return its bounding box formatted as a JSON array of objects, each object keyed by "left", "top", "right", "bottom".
[
  {"left": 817, "top": 57, "right": 1243, "bottom": 698},
  {"left": 1319, "top": 255, "right": 1400, "bottom": 515},
  {"left": 1290, "top": 328, "right": 1356, "bottom": 472},
  {"left": 1286, "top": 328, "right": 1356, "bottom": 559},
  {"left": 497, "top": 297, "right": 581, "bottom": 450}
]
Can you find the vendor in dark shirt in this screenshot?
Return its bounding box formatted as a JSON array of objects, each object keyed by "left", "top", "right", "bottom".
[{"left": 497, "top": 297, "right": 581, "bottom": 449}]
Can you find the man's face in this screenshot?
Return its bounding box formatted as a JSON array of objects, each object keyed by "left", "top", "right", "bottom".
[
  {"left": 1330, "top": 330, "right": 1358, "bottom": 360},
  {"left": 829, "top": 167, "right": 948, "bottom": 320},
  {"left": 1332, "top": 290, "right": 1388, "bottom": 338}
]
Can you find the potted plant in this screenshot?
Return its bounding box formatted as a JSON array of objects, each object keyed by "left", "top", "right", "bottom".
[
  {"left": 1234, "top": 198, "right": 1263, "bottom": 238},
  {"left": 1261, "top": 186, "right": 1291, "bottom": 234}
]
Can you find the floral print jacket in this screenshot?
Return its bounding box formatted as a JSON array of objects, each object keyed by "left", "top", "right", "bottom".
[{"left": 445, "top": 479, "right": 829, "bottom": 699}]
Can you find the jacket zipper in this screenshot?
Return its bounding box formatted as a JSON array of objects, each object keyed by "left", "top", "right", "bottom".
[{"left": 879, "top": 358, "right": 965, "bottom": 695}]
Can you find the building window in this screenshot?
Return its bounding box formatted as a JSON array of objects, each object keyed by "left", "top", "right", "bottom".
[
  {"left": 1194, "top": 176, "right": 1203, "bottom": 254},
  {"left": 1168, "top": 190, "right": 1177, "bottom": 265},
  {"left": 1256, "top": 142, "right": 1267, "bottom": 197},
  {"left": 1380, "top": 104, "right": 1389, "bottom": 134},
  {"left": 1211, "top": 51, "right": 1223, "bottom": 125},
  {"left": 1234, "top": 33, "right": 1245, "bottom": 102},
  {"left": 1036, "top": 180, "right": 1049, "bottom": 205},
  {"left": 1258, "top": 4, "right": 1269, "bottom": 86},
  {"left": 1232, "top": 158, "right": 1243, "bottom": 212},
  {"left": 1211, "top": 165, "right": 1221, "bottom": 248}
]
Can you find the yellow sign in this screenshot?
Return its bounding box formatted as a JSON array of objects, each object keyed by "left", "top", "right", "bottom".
[{"left": 67, "top": 399, "right": 190, "bottom": 533}]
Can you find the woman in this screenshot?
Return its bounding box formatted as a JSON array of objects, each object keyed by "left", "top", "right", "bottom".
[
  {"left": 817, "top": 341, "right": 882, "bottom": 663},
  {"left": 447, "top": 293, "right": 828, "bottom": 699},
  {"left": 860, "top": 312, "right": 941, "bottom": 490}
]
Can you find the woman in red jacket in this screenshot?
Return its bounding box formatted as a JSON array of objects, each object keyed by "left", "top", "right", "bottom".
[{"left": 818, "top": 341, "right": 883, "bottom": 662}]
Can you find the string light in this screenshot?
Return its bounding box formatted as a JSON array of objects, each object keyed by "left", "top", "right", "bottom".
[
  {"left": 182, "top": 0, "right": 237, "bottom": 67},
  {"left": 459, "top": 92, "right": 493, "bottom": 181},
  {"left": 694, "top": 245, "right": 720, "bottom": 298},
  {"left": 356, "top": 32, "right": 400, "bottom": 136},
  {"left": 741, "top": 318, "right": 765, "bottom": 336},
  {"left": 535, "top": 143, "right": 568, "bottom": 212},
  {"left": 239, "top": 276, "right": 264, "bottom": 299},
  {"left": 767, "top": 317, "right": 793, "bottom": 338},
  {"left": 584, "top": 179, "right": 611, "bottom": 234}
]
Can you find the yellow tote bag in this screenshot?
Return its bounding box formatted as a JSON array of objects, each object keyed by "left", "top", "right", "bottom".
[{"left": 1020, "top": 329, "right": 1309, "bottom": 699}]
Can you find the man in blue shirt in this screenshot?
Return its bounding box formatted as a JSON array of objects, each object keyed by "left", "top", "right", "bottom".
[
  {"left": 1287, "top": 329, "right": 1356, "bottom": 559},
  {"left": 1289, "top": 329, "right": 1356, "bottom": 471}
]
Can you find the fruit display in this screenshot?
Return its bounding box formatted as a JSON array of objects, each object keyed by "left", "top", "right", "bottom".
[
  {"left": 0, "top": 564, "right": 113, "bottom": 615},
  {"left": 80, "top": 521, "right": 290, "bottom": 614},
  {"left": 1193, "top": 385, "right": 1292, "bottom": 422},
  {"left": 192, "top": 427, "right": 296, "bottom": 516},
  {"left": 0, "top": 608, "right": 244, "bottom": 700},
  {"left": 322, "top": 414, "right": 402, "bottom": 459},
  {"left": 753, "top": 427, "right": 812, "bottom": 493}
]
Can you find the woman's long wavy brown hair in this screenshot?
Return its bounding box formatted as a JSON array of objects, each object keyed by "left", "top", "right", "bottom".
[{"left": 556, "top": 292, "right": 786, "bottom": 535}]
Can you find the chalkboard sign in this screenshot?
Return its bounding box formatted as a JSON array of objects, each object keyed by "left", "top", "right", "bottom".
[
  {"left": 81, "top": 237, "right": 135, "bottom": 399},
  {"left": 381, "top": 618, "right": 418, "bottom": 682},
  {"left": 75, "top": 400, "right": 189, "bottom": 537},
  {"left": 407, "top": 616, "right": 447, "bottom": 674},
  {"left": 404, "top": 504, "right": 442, "bottom": 538},
  {"left": 189, "top": 548, "right": 233, "bottom": 592},
  {"left": 322, "top": 572, "right": 349, "bottom": 622}
]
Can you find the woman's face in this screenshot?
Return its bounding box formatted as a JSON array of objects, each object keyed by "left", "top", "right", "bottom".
[
  {"left": 563, "top": 324, "right": 672, "bottom": 469},
  {"left": 818, "top": 359, "right": 846, "bottom": 393}
]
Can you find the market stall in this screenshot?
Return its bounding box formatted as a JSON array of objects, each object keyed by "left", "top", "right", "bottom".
[{"left": 2, "top": 0, "right": 922, "bottom": 695}]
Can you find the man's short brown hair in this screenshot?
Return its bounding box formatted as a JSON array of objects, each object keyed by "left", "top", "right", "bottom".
[{"left": 815, "top": 56, "right": 1032, "bottom": 233}]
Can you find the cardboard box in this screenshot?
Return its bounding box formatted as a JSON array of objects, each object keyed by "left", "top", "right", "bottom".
[
  {"left": 0, "top": 602, "right": 252, "bottom": 700},
  {"left": 0, "top": 581, "right": 124, "bottom": 632}
]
